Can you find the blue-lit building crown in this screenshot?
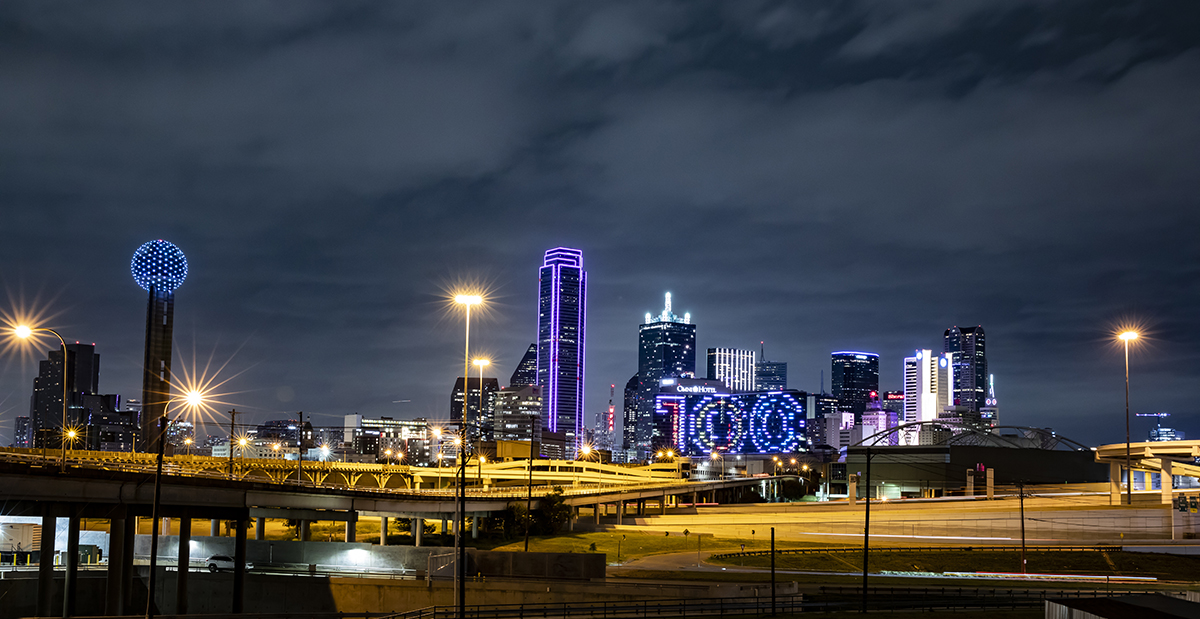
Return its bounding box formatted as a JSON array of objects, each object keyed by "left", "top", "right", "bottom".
[{"left": 131, "top": 240, "right": 188, "bottom": 292}]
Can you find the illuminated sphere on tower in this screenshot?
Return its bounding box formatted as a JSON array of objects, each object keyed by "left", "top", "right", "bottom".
[{"left": 131, "top": 240, "right": 188, "bottom": 292}]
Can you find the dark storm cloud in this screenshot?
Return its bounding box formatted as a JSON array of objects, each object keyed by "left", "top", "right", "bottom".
[{"left": 1, "top": 0, "right": 1198, "bottom": 445}]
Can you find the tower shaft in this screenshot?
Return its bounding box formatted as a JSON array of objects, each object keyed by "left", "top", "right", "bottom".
[{"left": 140, "top": 287, "right": 175, "bottom": 451}]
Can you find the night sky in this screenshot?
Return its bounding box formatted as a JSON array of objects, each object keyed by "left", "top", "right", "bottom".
[{"left": 2, "top": 1, "right": 1198, "bottom": 446}]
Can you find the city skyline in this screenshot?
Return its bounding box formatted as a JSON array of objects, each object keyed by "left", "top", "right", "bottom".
[{"left": 2, "top": 3, "right": 1198, "bottom": 448}]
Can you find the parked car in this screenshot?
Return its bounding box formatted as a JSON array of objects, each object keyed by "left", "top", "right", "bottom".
[{"left": 204, "top": 554, "right": 253, "bottom": 572}]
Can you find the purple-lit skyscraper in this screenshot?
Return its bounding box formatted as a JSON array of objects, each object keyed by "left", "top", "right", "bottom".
[{"left": 536, "top": 248, "right": 587, "bottom": 451}]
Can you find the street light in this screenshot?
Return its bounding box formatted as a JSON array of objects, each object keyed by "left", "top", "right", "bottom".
[
  {"left": 13, "top": 325, "right": 68, "bottom": 471},
  {"left": 1119, "top": 330, "right": 1139, "bottom": 506},
  {"left": 710, "top": 451, "right": 724, "bottom": 480},
  {"left": 146, "top": 388, "right": 206, "bottom": 619},
  {"left": 453, "top": 293, "right": 482, "bottom": 619}
]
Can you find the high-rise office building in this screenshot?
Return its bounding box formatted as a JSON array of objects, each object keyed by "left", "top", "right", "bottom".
[
  {"left": 903, "top": 350, "right": 953, "bottom": 444},
  {"left": 450, "top": 376, "right": 500, "bottom": 426},
  {"left": 881, "top": 390, "right": 905, "bottom": 415},
  {"left": 131, "top": 240, "right": 188, "bottom": 451},
  {"left": 14, "top": 416, "right": 31, "bottom": 448},
  {"left": 831, "top": 351, "right": 879, "bottom": 419},
  {"left": 29, "top": 343, "right": 100, "bottom": 448},
  {"left": 754, "top": 361, "right": 787, "bottom": 391},
  {"left": 805, "top": 392, "right": 839, "bottom": 448},
  {"left": 636, "top": 293, "right": 696, "bottom": 456},
  {"left": 706, "top": 347, "right": 756, "bottom": 392},
  {"left": 492, "top": 385, "right": 543, "bottom": 444},
  {"left": 509, "top": 344, "right": 537, "bottom": 388},
  {"left": 536, "top": 247, "right": 587, "bottom": 450},
  {"left": 621, "top": 373, "right": 638, "bottom": 453},
  {"left": 980, "top": 374, "right": 999, "bottom": 426},
  {"left": 944, "top": 326, "right": 987, "bottom": 411}
]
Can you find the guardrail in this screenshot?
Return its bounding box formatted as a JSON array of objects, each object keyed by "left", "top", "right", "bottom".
[
  {"left": 383, "top": 595, "right": 806, "bottom": 619},
  {"left": 709, "top": 544, "right": 1122, "bottom": 560}
]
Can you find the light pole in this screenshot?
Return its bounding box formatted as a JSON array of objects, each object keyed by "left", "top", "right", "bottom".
[
  {"left": 1119, "top": 330, "right": 1139, "bottom": 506},
  {"left": 147, "top": 389, "right": 204, "bottom": 619},
  {"left": 453, "top": 294, "right": 481, "bottom": 619},
  {"left": 13, "top": 325, "right": 68, "bottom": 471}
]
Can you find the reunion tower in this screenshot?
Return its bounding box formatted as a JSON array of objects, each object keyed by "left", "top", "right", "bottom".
[{"left": 131, "top": 240, "right": 188, "bottom": 451}]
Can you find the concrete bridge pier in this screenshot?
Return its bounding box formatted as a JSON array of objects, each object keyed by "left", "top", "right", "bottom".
[
  {"left": 441, "top": 517, "right": 448, "bottom": 538},
  {"left": 472, "top": 512, "right": 481, "bottom": 539},
  {"left": 210, "top": 519, "right": 220, "bottom": 537},
  {"left": 1110, "top": 462, "right": 1121, "bottom": 504},
  {"left": 380, "top": 517, "right": 389, "bottom": 545},
  {"left": 176, "top": 514, "right": 192, "bottom": 615},
  {"left": 104, "top": 516, "right": 127, "bottom": 615},
  {"left": 255, "top": 516, "right": 265, "bottom": 540},
  {"left": 413, "top": 518, "right": 423, "bottom": 546},
  {"left": 63, "top": 506, "right": 80, "bottom": 618},
  {"left": 592, "top": 504, "right": 600, "bottom": 525},
  {"left": 345, "top": 511, "right": 357, "bottom": 543},
  {"left": 299, "top": 520, "right": 311, "bottom": 541},
  {"left": 661, "top": 494, "right": 667, "bottom": 515},
  {"left": 120, "top": 516, "right": 136, "bottom": 612},
  {"left": 36, "top": 505, "right": 55, "bottom": 618}
]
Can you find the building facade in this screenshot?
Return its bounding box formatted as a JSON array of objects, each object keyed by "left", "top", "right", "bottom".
[
  {"left": 903, "top": 350, "right": 954, "bottom": 444},
  {"left": 492, "top": 385, "right": 543, "bottom": 444},
  {"left": 450, "top": 376, "right": 500, "bottom": 427},
  {"left": 654, "top": 377, "right": 810, "bottom": 456},
  {"left": 620, "top": 373, "right": 639, "bottom": 457},
  {"left": 636, "top": 293, "right": 696, "bottom": 457},
  {"left": 831, "top": 351, "right": 879, "bottom": 419},
  {"left": 706, "top": 348, "right": 756, "bottom": 392},
  {"left": 536, "top": 247, "right": 587, "bottom": 451},
  {"left": 509, "top": 344, "right": 537, "bottom": 389},
  {"left": 944, "top": 326, "right": 987, "bottom": 411},
  {"left": 754, "top": 360, "right": 787, "bottom": 391}
]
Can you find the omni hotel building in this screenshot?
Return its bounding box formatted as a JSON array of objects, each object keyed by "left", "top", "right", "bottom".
[{"left": 654, "top": 377, "right": 810, "bottom": 456}]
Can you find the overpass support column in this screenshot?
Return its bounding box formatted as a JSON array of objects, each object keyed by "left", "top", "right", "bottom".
[
  {"left": 661, "top": 494, "right": 667, "bottom": 515},
  {"left": 232, "top": 518, "right": 247, "bottom": 614},
  {"left": 616, "top": 501, "right": 623, "bottom": 526},
  {"left": 986, "top": 468, "right": 994, "bottom": 500},
  {"left": 690, "top": 491, "right": 697, "bottom": 506},
  {"left": 380, "top": 517, "right": 389, "bottom": 545},
  {"left": 63, "top": 506, "right": 80, "bottom": 618},
  {"left": 176, "top": 514, "right": 191, "bottom": 615},
  {"left": 299, "top": 520, "right": 310, "bottom": 542},
  {"left": 120, "top": 516, "right": 135, "bottom": 612},
  {"left": 211, "top": 519, "right": 220, "bottom": 537},
  {"left": 472, "top": 513, "right": 480, "bottom": 539},
  {"left": 593, "top": 504, "right": 601, "bottom": 525},
  {"left": 413, "top": 519, "right": 423, "bottom": 546},
  {"left": 345, "top": 512, "right": 357, "bottom": 543},
  {"left": 568, "top": 507, "right": 577, "bottom": 532},
  {"left": 36, "top": 505, "right": 55, "bottom": 618},
  {"left": 1110, "top": 463, "right": 1121, "bottom": 505},
  {"left": 441, "top": 517, "right": 448, "bottom": 538},
  {"left": 105, "top": 516, "right": 126, "bottom": 616},
  {"left": 1162, "top": 460, "right": 1174, "bottom": 505},
  {"left": 254, "top": 517, "right": 265, "bottom": 541}
]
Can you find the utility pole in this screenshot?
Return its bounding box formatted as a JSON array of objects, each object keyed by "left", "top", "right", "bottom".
[
  {"left": 770, "top": 527, "right": 776, "bottom": 615},
  {"left": 297, "top": 411, "right": 304, "bottom": 485},
  {"left": 525, "top": 413, "right": 535, "bottom": 552},
  {"left": 1017, "top": 481, "right": 1027, "bottom": 574},
  {"left": 227, "top": 409, "right": 238, "bottom": 480},
  {"left": 861, "top": 447, "right": 872, "bottom": 613}
]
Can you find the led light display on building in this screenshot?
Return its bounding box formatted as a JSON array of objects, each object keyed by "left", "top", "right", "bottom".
[{"left": 655, "top": 377, "right": 808, "bottom": 455}]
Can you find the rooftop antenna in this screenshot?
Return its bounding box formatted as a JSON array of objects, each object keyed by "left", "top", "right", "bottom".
[
  {"left": 820, "top": 370, "right": 824, "bottom": 395},
  {"left": 760, "top": 341, "right": 765, "bottom": 360}
]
